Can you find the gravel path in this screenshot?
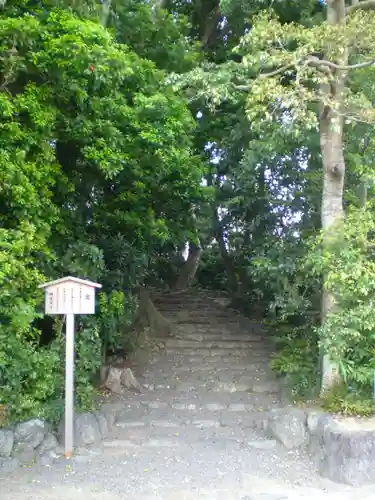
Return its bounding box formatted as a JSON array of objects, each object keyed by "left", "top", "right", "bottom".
[{"left": 1, "top": 293, "right": 374, "bottom": 499}]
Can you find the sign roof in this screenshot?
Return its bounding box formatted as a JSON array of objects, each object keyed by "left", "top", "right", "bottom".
[{"left": 38, "top": 276, "right": 102, "bottom": 290}]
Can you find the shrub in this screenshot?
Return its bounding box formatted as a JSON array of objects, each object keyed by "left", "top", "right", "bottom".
[{"left": 264, "top": 208, "right": 375, "bottom": 415}]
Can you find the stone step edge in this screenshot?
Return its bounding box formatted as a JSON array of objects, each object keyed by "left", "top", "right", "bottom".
[
  {"left": 120, "top": 401, "right": 276, "bottom": 411},
  {"left": 141, "top": 384, "right": 280, "bottom": 394},
  {"left": 101, "top": 437, "right": 279, "bottom": 453},
  {"left": 158, "top": 340, "right": 264, "bottom": 347},
  {"left": 98, "top": 404, "right": 375, "bottom": 486},
  {"left": 114, "top": 414, "right": 267, "bottom": 430}
]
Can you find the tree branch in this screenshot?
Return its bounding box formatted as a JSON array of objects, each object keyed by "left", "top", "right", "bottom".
[
  {"left": 234, "top": 54, "right": 375, "bottom": 92},
  {"left": 259, "top": 62, "right": 297, "bottom": 78},
  {"left": 258, "top": 55, "right": 375, "bottom": 79},
  {"left": 346, "top": 0, "right": 375, "bottom": 14},
  {"left": 234, "top": 84, "right": 250, "bottom": 91},
  {"left": 307, "top": 56, "right": 375, "bottom": 71}
]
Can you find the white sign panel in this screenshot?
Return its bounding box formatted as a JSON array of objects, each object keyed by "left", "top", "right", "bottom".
[{"left": 39, "top": 276, "right": 102, "bottom": 315}]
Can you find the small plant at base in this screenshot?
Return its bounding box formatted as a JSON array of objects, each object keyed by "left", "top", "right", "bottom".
[{"left": 321, "top": 384, "right": 373, "bottom": 417}]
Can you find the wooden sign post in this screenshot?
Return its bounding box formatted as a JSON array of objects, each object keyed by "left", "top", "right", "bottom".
[{"left": 39, "top": 276, "right": 102, "bottom": 458}]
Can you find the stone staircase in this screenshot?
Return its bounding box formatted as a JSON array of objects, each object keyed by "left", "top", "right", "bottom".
[
  {"left": 93, "top": 291, "right": 358, "bottom": 497},
  {"left": 142, "top": 290, "right": 282, "bottom": 402},
  {"left": 1, "top": 291, "right": 371, "bottom": 500}
]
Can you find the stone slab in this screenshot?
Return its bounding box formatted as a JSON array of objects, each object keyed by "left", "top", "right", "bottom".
[{"left": 309, "top": 413, "right": 375, "bottom": 486}]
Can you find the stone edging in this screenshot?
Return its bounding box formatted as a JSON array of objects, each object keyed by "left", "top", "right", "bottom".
[
  {"left": 262, "top": 408, "right": 375, "bottom": 487},
  {"left": 0, "top": 406, "right": 116, "bottom": 472},
  {"left": 2, "top": 405, "right": 375, "bottom": 487}
]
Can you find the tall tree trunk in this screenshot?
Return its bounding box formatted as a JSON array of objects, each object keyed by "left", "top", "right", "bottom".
[
  {"left": 320, "top": 0, "right": 347, "bottom": 391},
  {"left": 100, "top": 0, "right": 112, "bottom": 28},
  {"left": 174, "top": 241, "right": 202, "bottom": 291},
  {"left": 358, "top": 181, "right": 367, "bottom": 209},
  {"left": 214, "top": 210, "right": 238, "bottom": 293},
  {"left": 200, "top": 5, "right": 221, "bottom": 49}
]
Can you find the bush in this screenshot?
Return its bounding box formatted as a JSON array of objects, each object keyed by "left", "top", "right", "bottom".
[
  {"left": 0, "top": 224, "right": 56, "bottom": 425},
  {"left": 321, "top": 384, "right": 373, "bottom": 417},
  {"left": 262, "top": 208, "right": 375, "bottom": 415},
  {"left": 0, "top": 330, "right": 62, "bottom": 425},
  {"left": 0, "top": 225, "right": 137, "bottom": 426},
  {"left": 270, "top": 323, "right": 320, "bottom": 399},
  {"left": 97, "top": 290, "right": 138, "bottom": 362},
  {"left": 310, "top": 210, "right": 375, "bottom": 395}
]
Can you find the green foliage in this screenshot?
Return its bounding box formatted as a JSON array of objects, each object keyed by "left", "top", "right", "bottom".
[
  {"left": 0, "top": 225, "right": 101, "bottom": 424},
  {"left": 2, "top": 0, "right": 375, "bottom": 428},
  {"left": 249, "top": 234, "right": 321, "bottom": 400},
  {"left": 237, "top": 7, "right": 375, "bottom": 130},
  {"left": 98, "top": 290, "right": 138, "bottom": 357},
  {"left": 110, "top": 0, "right": 199, "bottom": 73},
  {"left": 321, "top": 384, "right": 373, "bottom": 417},
  {"left": 0, "top": 0, "right": 204, "bottom": 425},
  {"left": 270, "top": 324, "right": 320, "bottom": 399},
  {"left": 310, "top": 210, "right": 375, "bottom": 392},
  {"left": 260, "top": 208, "right": 375, "bottom": 414},
  {"left": 72, "top": 323, "right": 101, "bottom": 414},
  {"left": 0, "top": 332, "right": 62, "bottom": 425},
  {"left": 196, "top": 246, "right": 228, "bottom": 291}
]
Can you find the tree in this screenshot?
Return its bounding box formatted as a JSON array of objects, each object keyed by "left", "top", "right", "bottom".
[
  {"left": 0, "top": 0, "right": 204, "bottom": 422},
  {"left": 234, "top": 0, "right": 375, "bottom": 389},
  {"left": 167, "top": 0, "right": 322, "bottom": 304}
]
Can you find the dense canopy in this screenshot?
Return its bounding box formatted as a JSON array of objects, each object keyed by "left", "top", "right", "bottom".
[{"left": 1, "top": 0, "right": 375, "bottom": 424}]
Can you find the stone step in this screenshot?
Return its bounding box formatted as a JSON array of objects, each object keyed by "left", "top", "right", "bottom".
[
  {"left": 156, "top": 303, "right": 222, "bottom": 312},
  {"left": 171, "top": 327, "right": 258, "bottom": 338},
  {"left": 171, "top": 363, "right": 270, "bottom": 373},
  {"left": 141, "top": 378, "right": 280, "bottom": 394},
  {"left": 159, "top": 355, "right": 270, "bottom": 366},
  {"left": 101, "top": 393, "right": 283, "bottom": 416},
  {"left": 140, "top": 377, "right": 274, "bottom": 391},
  {"left": 172, "top": 329, "right": 264, "bottom": 339},
  {"left": 171, "top": 332, "right": 263, "bottom": 342},
  {"left": 111, "top": 391, "right": 282, "bottom": 414},
  {"left": 160, "top": 312, "right": 232, "bottom": 319},
  {"left": 160, "top": 310, "right": 238, "bottom": 319},
  {"left": 141, "top": 365, "right": 272, "bottom": 381},
  {"left": 154, "top": 296, "right": 219, "bottom": 305},
  {"left": 103, "top": 423, "right": 277, "bottom": 454},
  {"left": 164, "top": 347, "right": 270, "bottom": 357},
  {"left": 168, "top": 317, "right": 244, "bottom": 325},
  {"left": 113, "top": 406, "right": 271, "bottom": 430},
  {"left": 156, "top": 301, "right": 229, "bottom": 308},
  {"left": 160, "top": 304, "right": 236, "bottom": 312},
  {"left": 161, "top": 339, "right": 264, "bottom": 349},
  {"left": 172, "top": 323, "right": 266, "bottom": 334}
]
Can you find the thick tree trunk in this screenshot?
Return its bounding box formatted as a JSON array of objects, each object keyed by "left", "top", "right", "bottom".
[
  {"left": 319, "top": 0, "right": 347, "bottom": 392},
  {"left": 200, "top": 6, "right": 221, "bottom": 48},
  {"left": 131, "top": 286, "right": 172, "bottom": 337},
  {"left": 174, "top": 241, "right": 202, "bottom": 290},
  {"left": 140, "top": 287, "right": 172, "bottom": 336},
  {"left": 320, "top": 118, "right": 345, "bottom": 390}
]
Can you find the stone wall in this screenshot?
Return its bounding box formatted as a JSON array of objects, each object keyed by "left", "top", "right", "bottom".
[
  {"left": 262, "top": 408, "right": 375, "bottom": 487},
  {"left": 2, "top": 404, "right": 375, "bottom": 487},
  {"left": 0, "top": 407, "right": 116, "bottom": 472}
]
